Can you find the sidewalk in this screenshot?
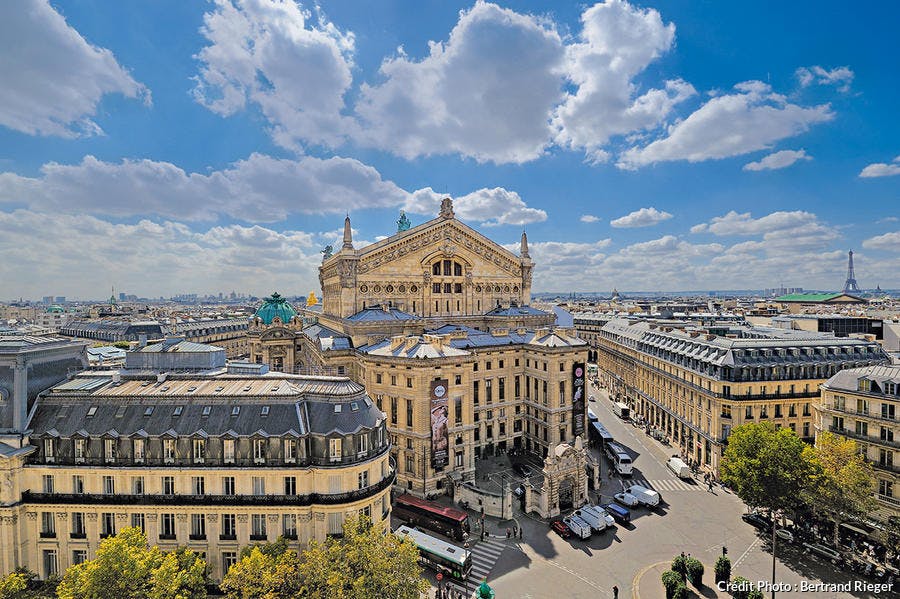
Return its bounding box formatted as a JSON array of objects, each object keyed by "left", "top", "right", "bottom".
[{"left": 634, "top": 561, "right": 727, "bottom": 599}]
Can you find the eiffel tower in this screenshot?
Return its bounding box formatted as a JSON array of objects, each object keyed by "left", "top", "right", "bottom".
[{"left": 842, "top": 250, "right": 860, "bottom": 293}]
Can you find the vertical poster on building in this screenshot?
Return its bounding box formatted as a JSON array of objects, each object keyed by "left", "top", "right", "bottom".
[
  {"left": 430, "top": 379, "right": 450, "bottom": 468},
  {"left": 572, "top": 362, "right": 585, "bottom": 437}
]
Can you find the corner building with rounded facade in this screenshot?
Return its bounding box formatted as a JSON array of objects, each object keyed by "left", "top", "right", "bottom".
[{"left": 249, "top": 199, "right": 588, "bottom": 497}]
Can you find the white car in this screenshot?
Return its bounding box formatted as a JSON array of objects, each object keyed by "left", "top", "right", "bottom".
[
  {"left": 775, "top": 528, "right": 794, "bottom": 543},
  {"left": 613, "top": 492, "right": 640, "bottom": 507}
]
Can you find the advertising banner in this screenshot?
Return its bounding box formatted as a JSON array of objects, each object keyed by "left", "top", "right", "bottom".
[
  {"left": 430, "top": 379, "right": 450, "bottom": 468},
  {"left": 572, "top": 362, "right": 586, "bottom": 437}
]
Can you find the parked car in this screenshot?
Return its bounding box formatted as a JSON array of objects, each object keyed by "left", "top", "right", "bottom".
[
  {"left": 614, "top": 492, "right": 640, "bottom": 507},
  {"left": 624, "top": 484, "right": 660, "bottom": 507},
  {"left": 741, "top": 512, "right": 772, "bottom": 532},
  {"left": 803, "top": 542, "right": 842, "bottom": 564},
  {"left": 775, "top": 528, "right": 795, "bottom": 543},
  {"left": 550, "top": 520, "right": 571, "bottom": 539},
  {"left": 600, "top": 503, "right": 631, "bottom": 524},
  {"left": 513, "top": 464, "right": 533, "bottom": 477}
]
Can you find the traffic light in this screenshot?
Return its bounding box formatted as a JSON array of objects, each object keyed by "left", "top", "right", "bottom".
[{"left": 722, "top": 546, "right": 728, "bottom": 556}]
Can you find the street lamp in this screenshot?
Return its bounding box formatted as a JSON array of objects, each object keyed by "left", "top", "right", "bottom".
[{"left": 770, "top": 510, "right": 780, "bottom": 599}]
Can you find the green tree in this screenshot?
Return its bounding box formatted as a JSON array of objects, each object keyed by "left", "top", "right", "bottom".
[
  {"left": 0, "top": 572, "right": 28, "bottom": 599},
  {"left": 661, "top": 571, "right": 681, "bottom": 599},
  {"left": 670, "top": 555, "right": 688, "bottom": 581},
  {"left": 714, "top": 556, "right": 731, "bottom": 584},
  {"left": 807, "top": 431, "right": 876, "bottom": 548},
  {"left": 56, "top": 528, "right": 207, "bottom": 599},
  {"left": 720, "top": 422, "right": 819, "bottom": 516},
  {"left": 730, "top": 577, "right": 751, "bottom": 599},
  {"left": 220, "top": 546, "right": 302, "bottom": 599},
  {"left": 685, "top": 558, "right": 703, "bottom": 587}
]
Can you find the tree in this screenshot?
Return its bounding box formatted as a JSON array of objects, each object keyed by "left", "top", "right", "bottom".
[
  {"left": 720, "top": 423, "right": 819, "bottom": 516},
  {"left": 661, "top": 571, "right": 681, "bottom": 599},
  {"left": 670, "top": 555, "right": 688, "bottom": 581},
  {"left": 714, "top": 556, "right": 731, "bottom": 584},
  {"left": 685, "top": 558, "right": 703, "bottom": 588},
  {"left": 220, "top": 545, "right": 302, "bottom": 599},
  {"left": 56, "top": 528, "right": 207, "bottom": 599},
  {"left": 806, "top": 431, "right": 877, "bottom": 548},
  {"left": 0, "top": 572, "right": 27, "bottom": 599}
]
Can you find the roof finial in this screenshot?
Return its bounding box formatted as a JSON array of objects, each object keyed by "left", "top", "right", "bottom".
[
  {"left": 520, "top": 230, "right": 530, "bottom": 258},
  {"left": 342, "top": 214, "right": 354, "bottom": 250},
  {"left": 439, "top": 197, "right": 454, "bottom": 219}
]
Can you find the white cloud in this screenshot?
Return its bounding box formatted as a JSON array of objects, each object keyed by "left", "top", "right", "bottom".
[
  {"left": 610, "top": 206, "right": 673, "bottom": 228},
  {"left": 859, "top": 156, "right": 900, "bottom": 178},
  {"left": 356, "top": 1, "right": 565, "bottom": 163},
  {"left": 690, "top": 210, "right": 840, "bottom": 256},
  {"left": 796, "top": 65, "right": 854, "bottom": 92},
  {"left": 0, "top": 153, "right": 409, "bottom": 222},
  {"left": 877, "top": 216, "right": 899, "bottom": 224},
  {"left": 617, "top": 81, "right": 833, "bottom": 169},
  {"left": 503, "top": 239, "right": 612, "bottom": 289},
  {"left": 552, "top": 1, "right": 695, "bottom": 162},
  {"left": 0, "top": 0, "right": 148, "bottom": 137},
  {"left": 580, "top": 214, "right": 600, "bottom": 223},
  {"left": 406, "top": 187, "right": 546, "bottom": 227},
  {"left": 743, "top": 149, "right": 811, "bottom": 171},
  {"left": 691, "top": 210, "right": 823, "bottom": 236},
  {"left": 193, "top": 0, "right": 355, "bottom": 150},
  {"left": 0, "top": 210, "right": 324, "bottom": 299},
  {"left": 862, "top": 231, "right": 900, "bottom": 252}
]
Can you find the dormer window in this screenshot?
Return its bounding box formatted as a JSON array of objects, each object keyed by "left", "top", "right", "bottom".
[
  {"left": 143, "top": 406, "right": 154, "bottom": 417},
  {"left": 173, "top": 406, "right": 183, "bottom": 417},
  {"left": 193, "top": 439, "right": 206, "bottom": 464},
  {"left": 87, "top": 406, "right": 98, "bottom": 418},
  {"left": 104, "top": 438, "right": 117, "bottom": 463},
  {"left": 74, "top": 438, "right": 86, "bottom": 463},
  {"left": 202, "top": 406, "right": 211, "bottom": 417},
  {"left": 231, "top": 406, "right": 240, "bottom": 417},
  {"left": 43, "top": 438, "right": 56, "bottom": 463},
  {"left": 261, "top": 406, "right": 270, "bottom": 417},
  {"left": 253, "top": 438, "right": 266, "bottom": 464},
  {"left": 163, "top": 438, "right": 176, "bottom": 464},
  {"left": 329, "top": 438, "right": 342, "bottom": 462},
  {"left": 284, "top": 439, "right": 296, "bottom": 464},
  {"left": 223, "top": 438, "right": 235, "bottom": 464},
  {"left": 133, "top": 439, "right": 145, "bottom": 464}
]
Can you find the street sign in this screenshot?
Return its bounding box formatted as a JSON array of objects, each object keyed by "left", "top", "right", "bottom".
[{"left": 436, "top": 573, "right": 443, "bottom": 581}]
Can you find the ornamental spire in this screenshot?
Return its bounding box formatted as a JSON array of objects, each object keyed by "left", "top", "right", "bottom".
[
  {"left": 342, "top": 214, "right": 354, "bottom": 250},
  {"left": 520, "top": 230, "right": 530, "bottom": 259}
]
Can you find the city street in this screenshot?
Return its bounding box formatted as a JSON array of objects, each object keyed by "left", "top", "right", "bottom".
[{"left": 473, "top": 379, "right": 887, "bottom": 599}]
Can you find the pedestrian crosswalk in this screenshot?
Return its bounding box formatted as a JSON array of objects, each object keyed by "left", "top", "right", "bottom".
[
  {"left": 630, "top": 477, "right": 703, "bottom": 492},
  {"left": 444, "top": 537, "right": 506, "bottom": 595}
]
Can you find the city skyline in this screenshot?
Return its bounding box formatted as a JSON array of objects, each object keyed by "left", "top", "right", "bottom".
[{"left": 1, "top": 0, "right": 898, "bottom": 298}]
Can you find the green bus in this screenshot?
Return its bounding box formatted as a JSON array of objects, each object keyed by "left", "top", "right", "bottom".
[{"left": 395, "top": 525, "right": 473, "bottom": 581}]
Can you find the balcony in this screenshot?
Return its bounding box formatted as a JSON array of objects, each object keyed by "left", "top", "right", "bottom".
[
  {"left": 249, "top": 534, "right": 267, "bottom": 541},
  {"left": 22, "top": 469, "right": 396, "bottom": 508},
  {"left": 188, "top": 534, "right": 206, "bottom": 541},
  {"left": 829, "top": 426, "right": 900, "bottom": 450},
  {"left": 219, "top": 534, "right": 237, "bottom": 541},
  {"left": 872, "top": 461, "right": 900, "bottom": 474},
  {"left": 877, "top": 494, "right": 900, "bottom": 508},
  {"left": 39, "top": 532, "right": 56, "bottom": 539},
  {"left": 70, "top": 533, "right": 87, "bottom": 539},
  {"left": 158, "top": 534, "right": 176, "bottom": 541}
]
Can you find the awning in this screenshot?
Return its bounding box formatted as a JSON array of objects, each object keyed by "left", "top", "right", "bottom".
[{"left": 840, "top": 522, "right": 870, "bottom": 535}]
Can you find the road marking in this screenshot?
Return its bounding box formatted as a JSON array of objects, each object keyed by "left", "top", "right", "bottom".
[
  {"left": 631, "top": 561, "right": 670, "bottom": 599},
  {"left": 444, "top": 538, "right": 506, "bottom": 594},
  {"left": 734, "top": 536, "right": 761, "bottom": 569}
]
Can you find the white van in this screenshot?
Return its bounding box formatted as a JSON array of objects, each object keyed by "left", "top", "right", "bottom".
[
  {"left": 666, "top": 457, "right": 692, "bottom": 479},
  {"left": 625, "top": 484, "right": 660, "bottom": 507},
  {"left": 613, "top": 402, "right": 630, "bottom": 419},
  {"left": 574, "top": 506, "right": 610, "bottom": 532},
  {"left": 563, "top": 514, "right": 592, "bottom": 539},
  {"left": 584, "top": 504, "right": 616, "bottom": 528}
]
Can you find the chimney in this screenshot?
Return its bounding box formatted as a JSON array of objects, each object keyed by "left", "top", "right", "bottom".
[{"left": 390, "top": 336, "right": 405, "bottom": 351}]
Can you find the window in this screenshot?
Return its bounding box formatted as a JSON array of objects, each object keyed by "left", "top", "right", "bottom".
[
  {"left": 284, "top": 439, "right": 296, "bottom": 463},
  {"left": 223, "top": 438, "right": 235, "bottom": 464},
  {"left": 131, "top": 513, "right": 145, "bottom": 533},
  {"left": 74, "top": 438, "right": 86, "bottom": 463},
  {"left": 253, "top": 438, "right": 266, "bottom": 464},
  {"left": 390, "top": 397, "right": 398, "bottom": 425},
  {"left": 803, "top": 403, "right": 811, "bottom": 417},
  {"left": 160, "top": 514, "right": 176, "bottom": 539},
  {"left": 71, "top": 512, "right": 85, "bottom": 538},
  {"left": 42, "top": 550, "right": 58, "bottom": 578},
  {"left": 406, "top": 377, "right": 413, "bottom": 389},
  {"left": 191, "top": 514, "right": 206, "bottom": 539},
  {"left": 499, "top": 422, "right": 506, "bottom": 436},
  {"left": 406, "top": 400, "right": 413, "bottom": 427},
  {"left": 251, "top": 515, "right": 267, "bottom": 540},
  {"left": 879, "top": 449, "right": 893, "bottom": 468},
  {"left": 744, "top": 406, "right": 753, "bottom": 419},
  {"left": 774, "top": 405, "right": 782, "bottom": 418},
  {"left": 327, "top": 512, "right": 343, "bottom": 536},
  {"left": 163, "top": 438, "right": 175, "bottom": 464},
  {"left": 223, "top": 476, "right": 235, "bottom": 496},
  {"left": 558, "top": 381, "right": 565, "bottom": 406},
  {"left": 455, "top": 451, "right": 464, "bottom": 467},
  {"left": 193, "top": 438, "right": 206, "bottom": 464},
  {"left": 133, "top": 438, "right": 145, "bottom": 463},
  {"left": 880, "top": 480, "right": 894, "bottom": 498},
  {"left": 405, "top": 455, "right": 415, "bottom": 474},
  {"left": 104, "top": 438, "right": 117, "bottom": 463},
  {"left": 42, "top": 474, "right": 54, "bottom": 494},
  {"left": 376, "top": 373, "right": 382, "bottom": 384},
  {"left": 191, "top": 476, "right": 205, "bottom": 495},
  {"left": 857, "top": 398, "right": 870, "bottom": 415},
  {"left": 721, "top": 404, "right": 732, "bottom": 418},
  {"left": 486, "top": 425, "right": 493, "bottom": 439},
  {"left": 72, "top": 475, "right": 84, "bottom": 494},
  {"left": 486, "top": 379, "right": 493, "bottom": 404},
  {"left": 162, "top": 476, "right": 175, "bottom": 495},
  {"left": 43, "top": 438, "right": 56, "bottom": 463},
  {"left": 252, "top": 477, "right": 265, "bottom": 496},
  {"left": 515, "top": 376, "right": 520, "bottom": 398},
  {"left": 356, "top": 434, "right": 369, "bottom": 456},
  {"left": 358, "top": 470, "right": 369, "bottom": 489},
  {"left": 72, "top": 550, "right": 87, "bottom": 566},
  {"left": 41, "top": 512, "right": 55, "bottom": 537},
  {"left": 455, "top": 374, "right": 462, "bottom": 385},
  {"left": 473, "top": 381, "right": 479, "bottom": 406},
  {"left": 283, "top": 514, "right": 297, "bottom": 539},
  {"left": 284, "top": 476, "right": 296, "bottom": 496},
  {"left": 222, "top": 551, "right": 238, "bottom": 578},
  {"left": 221, "top": 514, "right": 236, "bottom": 539},
  {"left": 132, "top": 476, "right": 145, "bottom": 495},
  {"left": 102, "top": 476, "right": 115, "bottom": 495},
  {"left": 101, "top": 513, "right": 116, "bottom": 538},
  {"left": 454, "top": 397, "right": 462, "bottom": 425},
  {"left": 882, "top": 404, "right": 897, "bottom": 420},
  {"left": 788, "top": 404, "right": 796, "bottom": 418},
  {"left": 329, "top": 438, "right": 342, "bottom": 462},
  {"left": 391, "top": 375, "right": 397, "bottom": 386},
  {"left": 803, "top": 422, "right": 810, "bottom": 437},
  {"left": 856, "top": 421, "right": 869, "bottom": 436}
]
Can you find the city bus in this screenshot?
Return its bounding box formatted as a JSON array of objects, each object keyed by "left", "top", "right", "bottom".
[
  {"left": 395, "top": 525, "right": 473, "bottom": 581},
  {"left": 604, "top": 441, "right": 633, "bottom": 476},
  {"left": 590, "top": 420, "right": 614, "bottom": 449},
  {"left": 393, "top": 494, "right": 470, "bottom": 541}
]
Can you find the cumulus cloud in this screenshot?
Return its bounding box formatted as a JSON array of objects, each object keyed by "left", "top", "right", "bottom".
[
  {"left": 580, "top": 214, "right": 600, "bottom": 223},
  {"left": 862, "top": 231, "right": 900, "bottom": 252},
  {"left": 859, "top": 156, "right": 900, "bottom": 178},
  {"left": 0, "top": 0, "right": 148, "bottom": 137},
  {"left": 0, "top": 210, "right": 324, "bottom": 298},
  {"left": 0, "top": 153, "right": 410, "bottom": 222},
  {"left": 743, "top": 149, "right": 811, "bottom": 171},
  {"left": 406, "top": 187, "right": 546, "bottom": 227},
  {"left": 796, "top": 65, "right": 854, "bottom": 92},
  {"left": 617, "top": 81, "right": 833, "bottom": 169},
  {"left": 356, "top": 1, "right": 565, "bottom": 163},
  {"left": 690, "top": 210, "right": 840, "bottom": 257},
  {"left": 552, "top": 0, "right": 695, "bottom": 162},
  {"left": 502, "top": 239, "right": 612, "bottom": 289},
  {"left": 193, "top": 0, "right": 356, "bottom": 149},
  {"left": 610, "top": 206, "right": 672, "bottom": 228}
]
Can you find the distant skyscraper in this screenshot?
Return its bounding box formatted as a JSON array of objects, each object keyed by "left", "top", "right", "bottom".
[
  {"left": 843, "top": 250, "right": 860, "bottom": 293},
  {"left": 54, "top": 296, "right": 66, "bottom": 304},
  {"left": 119, "top": 292, "right": 126, "bottom": 301}
]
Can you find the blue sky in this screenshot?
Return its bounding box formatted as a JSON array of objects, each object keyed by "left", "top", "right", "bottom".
[{"left": 0, "top": 0, "right": 897, "bottom": 300}]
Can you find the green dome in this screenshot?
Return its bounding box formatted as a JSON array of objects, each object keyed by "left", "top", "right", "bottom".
[
  {"left": 46, "top": 305, "right": 64, "bottom": 313},
  {"left": 255, "top": 292, "right": 297, "bottom": 325}
]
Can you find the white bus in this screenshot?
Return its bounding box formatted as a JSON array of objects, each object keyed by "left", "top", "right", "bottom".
[
  {"left": 394, "top": 525, "right": 473, "bottom": 581},
  {"left": 604, "top": 441, "right": 633, "bottom": 476}
]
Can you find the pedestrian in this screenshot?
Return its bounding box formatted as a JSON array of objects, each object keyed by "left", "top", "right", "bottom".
[
  {"left": 506, "top": 528, "right": 511, "bottom": 539},
  {"left": 707, "top": 480, "right": 713, "bottom": 492},
  {"left": 519, "top": 527, "right": 523, "bottom": 540},
  {"left": 481, "top": 528, "right": 485, "bottom": 541},
  {"left": 612, "top": 585, "right": 618, "bottom": 599}
]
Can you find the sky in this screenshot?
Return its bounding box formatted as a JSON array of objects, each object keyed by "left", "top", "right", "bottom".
[{"left": 0, "top": 0, "right": 898, "bottom": 300}]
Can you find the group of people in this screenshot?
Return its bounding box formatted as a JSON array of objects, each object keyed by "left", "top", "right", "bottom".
[{"left": 435, "top": 585, "right": 466, "bottom": 599}]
